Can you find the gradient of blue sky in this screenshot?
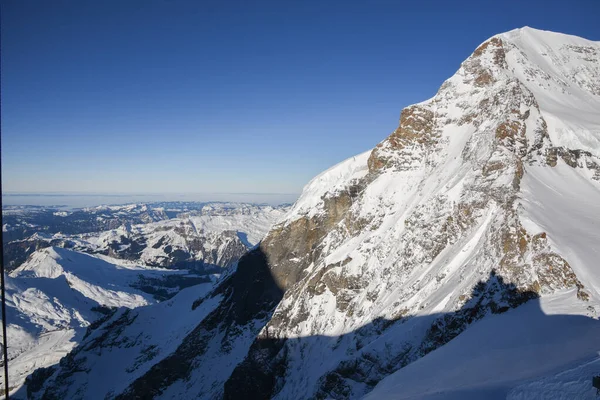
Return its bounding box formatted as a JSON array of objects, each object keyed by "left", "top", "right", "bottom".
[{"left": 2, "top": 0, "right": 599, "bottom": 195}]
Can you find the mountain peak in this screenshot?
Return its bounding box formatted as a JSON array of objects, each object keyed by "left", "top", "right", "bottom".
[
  {"left": 499, "top": 25, "right": 599, "bottom": 45},
  {"left": 28, "top": 29, "right": 600, "bottom": 400}
]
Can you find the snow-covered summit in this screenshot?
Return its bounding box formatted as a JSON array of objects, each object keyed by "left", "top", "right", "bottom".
[
  {"left": 235, "top": 26, "right": 600, "bottom": 398},
  {"left": 498, "top": 26, "right": 600, "bottom": 154}
]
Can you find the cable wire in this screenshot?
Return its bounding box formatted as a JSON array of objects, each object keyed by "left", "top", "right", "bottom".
[
  {"left": 0, "top": 3, "right": 10, "bottom": 394},
  {"left": 0, "top": 212, "right": 9, "bottom": 398}
]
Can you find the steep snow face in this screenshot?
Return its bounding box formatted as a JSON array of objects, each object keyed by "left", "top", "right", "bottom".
[
  {"left": 261, "top": 25, "right": 598, "bottom": 335},
  {"left": 29, "top": 28, "right": 600, "bottom": 400},
  {"left": 500, "top": 27, "right": 600, "bottom": 154},
  {"left": 25, "top": 283, "right": 218, "bottom": 400},
  {"left": 19, "top": 249, "right": 278, "bottom": 400},
  {"left": 282, "top": 151, "right": 371, "bottom": 224}
]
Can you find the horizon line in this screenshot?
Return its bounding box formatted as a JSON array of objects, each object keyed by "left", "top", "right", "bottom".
[{"left": 1, "top": 191, "right": 301, "bottom": 197}]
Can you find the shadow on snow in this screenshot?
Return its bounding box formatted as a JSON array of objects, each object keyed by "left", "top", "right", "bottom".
[{"left": 13, "top": 246, "right": 600, "bottom": 399}]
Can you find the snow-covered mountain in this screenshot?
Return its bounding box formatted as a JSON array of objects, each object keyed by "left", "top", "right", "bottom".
[
  {"left": 18, "top": 27, "right": 600, "bottom": 399},
  {"left": 1, "top": 203, "right": 287, "bottom": 395},
  {"left": 2, "top": 247, "right": 212, "bottom": 395},
  {"left": 5, "top": 203, "right": 288, "bottom": 272},
  {"left": 1, "top": 203, "right": 171, "bottom": 246}
]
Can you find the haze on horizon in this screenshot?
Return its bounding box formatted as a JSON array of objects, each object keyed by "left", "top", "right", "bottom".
[
  {"left": 1, "top": 191, "right": 298, "bottom": 208},
  {"left": 2, "top": 0, "right": 599, "bottom": 196}
]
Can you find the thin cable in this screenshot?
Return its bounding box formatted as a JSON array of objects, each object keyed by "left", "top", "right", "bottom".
[
  {"left": 0, "top": 2, "right": 10, "bottom": 396},
  {"left": 0, "top": 211, "right": 9, "bottom": 398}
]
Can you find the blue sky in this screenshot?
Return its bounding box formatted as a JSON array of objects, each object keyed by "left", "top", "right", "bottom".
[{"left": 2, "top": 0, "right": 599, "bottom": 196}]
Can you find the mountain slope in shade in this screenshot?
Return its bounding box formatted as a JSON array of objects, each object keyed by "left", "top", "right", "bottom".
[
  {"left": 24, "top": 27, "right": 600, "bottom": 400},
  {"left": 365, "top": 290, "right": 600, "bottom": 399}
]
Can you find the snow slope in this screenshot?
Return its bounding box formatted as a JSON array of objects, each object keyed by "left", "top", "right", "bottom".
[
  {"left": 242, "top": 27, "right": 600, "bottom": 399},
  {"left": 501, "top": 27, "right": 600, "bottom": 154},
  {"left": 12, "top": 248, "right": 166, "bottom": 308},
  {"left": 364, "top": 290, "right": 600, "bottom": 399},
  {"left": 520, "top": 164, "right": 600, "bottom": 297},
  {"left": 2, "top": 247, "right": 210, "bottom": 395},
  {"left": 1, "top": 203, "right": 286, "bottom": 395},
  {"left": 29, "top": 283, "right": 218, "bottom": 400}
]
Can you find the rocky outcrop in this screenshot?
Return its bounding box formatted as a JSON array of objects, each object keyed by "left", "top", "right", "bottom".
[
  {"left": 368, "top": 105, "right": 438, "bottom": 173},
  {"left": 261, "top": 183, "right": 367, "bottom": 290}
]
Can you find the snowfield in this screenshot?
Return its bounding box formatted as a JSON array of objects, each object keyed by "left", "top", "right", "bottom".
[{"left": 365, "top": 290, "right": 600, "bottom": 399}]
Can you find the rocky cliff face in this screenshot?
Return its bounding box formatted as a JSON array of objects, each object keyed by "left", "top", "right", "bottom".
[
  {"left": 255, "top": 26, "right": 597, "bottom": 334},
  {"left": 26, "top": 27, "right": 600, "bottom": 400}
]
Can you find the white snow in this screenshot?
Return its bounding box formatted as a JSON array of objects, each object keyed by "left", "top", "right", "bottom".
[
  {"left": 281, "top": 151, "right": 371, "bottom": 223},
  {"left": 365, "top": 290, "right": 600, "bottom": 400},
  {"left": 500, "top": 27, "right": 600, "bottom": 157},
  {"left": 268, "top": 27, "right": 600, "bottom": 399},
  {"left": 520, "top": 162, "right": 600, "bottom": 298},
  {"left": 60, "top": 283, "right": 219, "bottom": 400},
  {"left": 11, "top": 247, "right": 175, "bottom": 308},
  {"left": 2, "top": 247, "right": 202, "bottom": 395}
]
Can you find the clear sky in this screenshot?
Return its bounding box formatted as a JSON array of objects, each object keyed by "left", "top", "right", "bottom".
[{"left": 2, "top": 0, "right": 599, "bottom": 196}]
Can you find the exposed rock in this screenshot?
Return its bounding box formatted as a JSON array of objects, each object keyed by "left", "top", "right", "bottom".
[{"left": 368, "top": 105, "right": 437, "bottom": 173}]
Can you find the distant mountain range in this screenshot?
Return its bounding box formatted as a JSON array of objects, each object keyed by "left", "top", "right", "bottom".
[
  {"left": 0, "top": 202, "right": 288, "bottom": 395},
  {"left": 3, "top": 202, "right": 288, "bottom": 272}
]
